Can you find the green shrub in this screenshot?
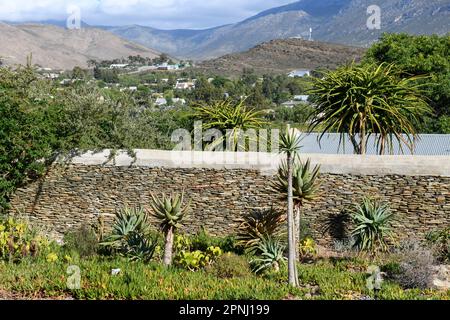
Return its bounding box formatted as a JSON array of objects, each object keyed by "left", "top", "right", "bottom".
[
  {"left": 381, "top": 261, "right": 401, "bottom": 275},
  {"left": 63, "top": 225, "right": 99, "bottom": 257},
  {"left": 351, "top": 197, "right": 394, "bottom": 253},
  {"left": 175, "top": 246, "right": 222, "bottom": 271},
  {"left": 206, "top": 253, "right": 252, "bottom": 279},
  {"left": 426, "top": 227, "right": 449, "bottom": 263},
  {"left": 190, "top": 228, "right": 217, "bottom": 251},
  {"left": 189, "top": 228, "right": 242, "bottom": 254},
  {"left": 299, "top": 237, "right": 318, "bottom": 261},
  {"left": 0, "top": 216, "right": 49, "bottom": 262}
]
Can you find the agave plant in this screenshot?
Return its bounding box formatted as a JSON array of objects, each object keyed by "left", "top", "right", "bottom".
[
  {"left": 351, "top": 197, "right": 395, "bottom": 253},
  {"left": 251, "top": 237, "right": 287, "bottom": 274},
  {"left": 148, "top": 192, "right": 190, "bottom": 266},
  {"left": 236, "top": 208, "right": 285, "bottom": 253},
  {"left": 100, "top": 207, "right": 157, "bottom": 262}
]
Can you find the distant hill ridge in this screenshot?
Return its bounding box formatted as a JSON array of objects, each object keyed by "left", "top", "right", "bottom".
[{"left": 196, "top": 38, "right": 366, "bottom": 77}]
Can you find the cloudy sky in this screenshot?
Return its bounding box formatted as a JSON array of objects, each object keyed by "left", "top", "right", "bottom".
[{"left": 0, "top": 0, "right": 295, "bottom": 29}]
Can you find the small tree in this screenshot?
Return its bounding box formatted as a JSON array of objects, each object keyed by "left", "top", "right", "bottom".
[
  {"left": 271, "top": 157, "right": 320, "bottom": 258},
  {"left": 278, "top": 126, "right": 302, "bottom": 287},
  {"left": 148, "top": 192, "right": 190, "bottom": 266}
]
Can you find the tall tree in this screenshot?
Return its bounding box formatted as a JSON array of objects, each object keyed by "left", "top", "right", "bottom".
[
  {"left": 364, "top": 33, "right": 450, "bottom": 133},
  {"left": 308, "top": 62, "right": 431, "bottom": 155}
]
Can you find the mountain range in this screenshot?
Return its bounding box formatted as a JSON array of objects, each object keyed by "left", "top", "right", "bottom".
[
  {"left": 0, "top": 0, "right": 448, "bottom": 69},
  {"left": 104, "top": 0, "right": 450, "bottom": 60},
  {"left": 0, "top": 23, "right": 159, "bottom": 69}
]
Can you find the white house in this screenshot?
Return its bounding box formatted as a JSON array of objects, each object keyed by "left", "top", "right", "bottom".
[
  {"left": 157, "top": 63, "right": 179, "bottom": 71},
  {"left": 155, "top": 98, "right": 167, "bottom": 106},
  {"left": 175, "top": 81, "right": 196, "bottom": 90},
  {"left": 288, "top": 69, "right": 311, "bottom": 77},
  {"left": 293, "top": 95, "right": 309, "bottom": 102},
  {"left": 109, "top": 64, "right": 129, "bottom": 69},
  {"left": 172, "top": 98, "right": 186, "bottom": 105},
  {"left": 281, "top": 100, "right": 304, "bottom": 108}
]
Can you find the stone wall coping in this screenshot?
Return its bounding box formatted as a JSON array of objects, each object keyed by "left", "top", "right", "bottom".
[{"left": 58, "top": 150, "right": 450, "bottom": 177}]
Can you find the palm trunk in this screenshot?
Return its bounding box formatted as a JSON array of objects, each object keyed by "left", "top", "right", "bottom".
[
  {"left": 163, "top": 226, "right": 174, "bottom": 266},
  {"left": 287, "top": 153, "right": 299, "bottom": 287}
]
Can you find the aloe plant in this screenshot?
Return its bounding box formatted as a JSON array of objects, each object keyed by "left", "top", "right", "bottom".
[
  {"left": 351, "top": 197, "right": 394, "bottom": 253},
  {"left": 148, "top": 192, "right": 190, "bottom": 266},
  {"left": 251, "top": 237, "right": 287, "bottom": 274},
  {"left": 237, "top": 208, "right": 285, "bottom": 253},
  {"left": 100, "top": 207, "right": 157, "bottom": 262},
  {"left": 271, "top": 156, "right": 320, "bottom": 258}
]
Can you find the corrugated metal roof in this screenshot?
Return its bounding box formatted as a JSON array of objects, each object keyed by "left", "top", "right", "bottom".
[{"left": 294, "top": 132, "right": 450, "bottom": 155}]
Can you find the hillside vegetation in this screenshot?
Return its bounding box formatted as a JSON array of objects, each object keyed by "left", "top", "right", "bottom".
[{"left": 195, "top": 38, "right": 366, "bottom": 77}]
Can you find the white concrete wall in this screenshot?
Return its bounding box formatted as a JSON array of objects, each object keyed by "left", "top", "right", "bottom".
[{"left": 62, "top": 150, "right": 450, "bottom": 177}]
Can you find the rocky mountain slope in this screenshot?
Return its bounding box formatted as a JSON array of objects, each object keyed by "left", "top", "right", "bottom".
[
  {"left": 195, "top": 38, "right": 366, "bottom": 77},
  {"left": 105, "top": 0, "right": 449, "bottom": 60},
  {"left": 0, "top": 23, "right": 160, "bottom": 70}
]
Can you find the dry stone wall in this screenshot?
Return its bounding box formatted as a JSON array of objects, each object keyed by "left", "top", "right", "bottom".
[{"left": 9, "top": 150, "right": 450, "bottom": 246}]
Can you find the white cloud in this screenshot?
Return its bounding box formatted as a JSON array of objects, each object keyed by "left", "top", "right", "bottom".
[{"left": 0, "top": 0, "right": 294, "bottom": 29}]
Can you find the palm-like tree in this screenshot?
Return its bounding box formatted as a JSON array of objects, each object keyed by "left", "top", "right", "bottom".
[
  {"left": 271, "top": 157, "right": 320, "bottom": 258},
  {"left": 278, "top": 126, "right": 302, "bottom": 287},
  {"left": 148, "top": 192, "right": 190, "bottom": 266},
  {"left": 193, "top": 99, "right": 267, "bottom": 151},
  {"left": 308, "top": 63, "right": 431, "bottom": 155}
]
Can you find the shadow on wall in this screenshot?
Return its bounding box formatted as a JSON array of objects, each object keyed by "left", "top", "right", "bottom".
[{"left": 320, "top": 210, "right": 352, "bottom": 241}]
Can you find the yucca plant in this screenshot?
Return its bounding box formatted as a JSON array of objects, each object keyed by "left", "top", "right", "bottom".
[
  {"left": 271, "top": 156, "right": 320, "bottom": 256},
  {"left": 351, "top": 197, "right": 395, "bottom": 253},
  {"left": 308, "top": 62, "right": 431, "bottom": 155},
  {"left": 236, "top": 208, "right": 285, "bottom": 253},
  {"left": 251, "top": 237, "right": 287, "bottom": 274},
  {"left": 148, "top": 192, "right": 190, "bottom": 266},
  {"left": 100, "top": 207, "right": 157, "bottom": 262},
  {"left": 193, "top": 99, "right": 267, "bottom": 151}
]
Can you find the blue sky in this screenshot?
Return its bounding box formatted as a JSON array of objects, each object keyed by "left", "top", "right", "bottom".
[{"left": 0, "top": 0, "right": 295, "bottom": 29}]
